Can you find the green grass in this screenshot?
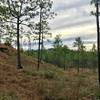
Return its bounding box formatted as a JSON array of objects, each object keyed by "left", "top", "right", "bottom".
[
  {"left": 0, "top": 92, "right": 18, "bottom": 100},
  {"left": 23, "top": 66, "right": 99, "bottom": 100},
  {"left": 23, "top": 66, "right": 68, "bottom": 81},
  {"left": 78, "top": 71, "right": 97, "bottom": 78}
]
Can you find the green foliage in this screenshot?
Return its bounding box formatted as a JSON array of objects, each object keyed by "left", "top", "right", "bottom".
[
  {"left": 78, "top": 71, "right": 97, "bottom": 78},
  {"left": 43, "top": 70, "right": 57, "bottom": 79},
  {"left": 44, "top": 67, "right": 66, "bottom": 80},
  {"left": 23, "top": 65, "right": 67, "bottom": 81},
  {"left": 23, "top": 67, "right": 34, "bottom": 76},
  {"left": 25, "top": 36, "right": 97, "bottom": 71},
  {"left": 0, "top": 92, "right": 18, "bottom": 100},
  {"left": 53, "top": 34, "right": 62, "bottom": 48},
  {"left": 73, "top": 37, "right": 85, "bottom": 51},
  {"left": 94, "top": 89, "right": 100, "bottom": 100},
  {"left": 26, "top": 45, "right": 97, "bottom": 70}
]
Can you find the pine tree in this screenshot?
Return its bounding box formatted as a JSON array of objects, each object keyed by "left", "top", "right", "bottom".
[{"left": 1, "top": 0, "right": 38, "bottom": 69}]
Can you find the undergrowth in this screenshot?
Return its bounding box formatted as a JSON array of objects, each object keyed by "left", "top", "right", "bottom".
[{"left": 0, "top": 92, "right": 18, "bottom": 100}]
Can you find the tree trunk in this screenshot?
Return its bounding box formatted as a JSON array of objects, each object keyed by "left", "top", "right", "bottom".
[
  {"left": 77, "top": 50, "right": 80, "bottom": 73},
  {"left": 17, "top": 17, "right": 22, "bottom": 69},
  {"left": 37, "top": 7, "right": 42, "bottom": 70},
  {"left": 40, "top": 29, "right": 44, "bottom": 62},
  {"left": 64, "top": 55, "right": 66, "bottom": 70},
  {"left": 96, "top": 2, "right": 100, "bottom": 84},
  {"left": 0, "top": 33, "right": 1, "bottom": 43},
  {"left": 28, "top": 37, "right": 31, "bottom": 55}
]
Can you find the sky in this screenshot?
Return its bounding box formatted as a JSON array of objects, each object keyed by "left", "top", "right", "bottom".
[
  {"left": 22, "top": 0, "right": 97, "bottom": 50},
  {"left": 48, "top": 0, "right": 97, "bottom": 50}
]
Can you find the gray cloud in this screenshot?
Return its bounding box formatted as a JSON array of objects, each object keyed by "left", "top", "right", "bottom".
[
  {"left": 49, "top": 0, "right": 95, "bottom": 31},
  {"left": 53, "top": 0, "right": 90, "bottom": 12},
  {"left": 62, "top": 32, "right": 97, "bottom": 47},
  {"left": 48, "top": 0, "right": 97, "bottom": 50},
  {"left": 50, "top": 17, "right": 95, "bottom": 30}
]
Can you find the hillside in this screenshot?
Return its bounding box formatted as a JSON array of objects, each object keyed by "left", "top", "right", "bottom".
[{"left": 0, "top": 44, "right": 99, "bottom": 100}]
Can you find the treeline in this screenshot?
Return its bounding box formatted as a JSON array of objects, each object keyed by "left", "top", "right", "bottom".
[{"left": 25, "top": 35, "right": 97, "bottom": 71}]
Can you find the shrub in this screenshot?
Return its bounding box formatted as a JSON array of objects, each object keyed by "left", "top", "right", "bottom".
[{"left": 43, "top": 70, "right": 57, "bottom": 79}]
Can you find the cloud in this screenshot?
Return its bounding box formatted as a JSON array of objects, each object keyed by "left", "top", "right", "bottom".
[
  {"left": 23, "top": 0, "right": 96, "bottom": 50},
  {"left": 50, "top": 16, "right": 95, "bottom": 30},
  {"left": 52, "top": 0, "right": 90, "bottom": 12},
  {"left": 50, "top": 2, "right": 94, "bottom": 30},
  {"left": 49, "top": 0, "right": 96, "bottom": 43},
  {"left": 62, "top": 32, "right": 96, "bottom": 43}
]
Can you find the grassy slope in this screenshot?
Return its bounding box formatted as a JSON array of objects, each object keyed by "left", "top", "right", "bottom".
[{"left": 0, "top": 44, "right": 100, "bottom": 100}]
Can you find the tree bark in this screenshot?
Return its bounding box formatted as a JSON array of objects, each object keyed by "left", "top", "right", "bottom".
[
  {"left": 96, "top": 2, "right": 100, "bottom": 84},
  {"left": 17, "top": 16, "right": 22, "bottom": 69},
  {"left": 37, "top": 6, "right": 42, "bottom": 70}
]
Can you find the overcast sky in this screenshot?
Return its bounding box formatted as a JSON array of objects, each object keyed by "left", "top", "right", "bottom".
[
  {"left": 22, "top": 0, "right": 97, "bottom": 50},
  {"left": 48, "top": 0, "right": 97, "bottom": 50}
]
